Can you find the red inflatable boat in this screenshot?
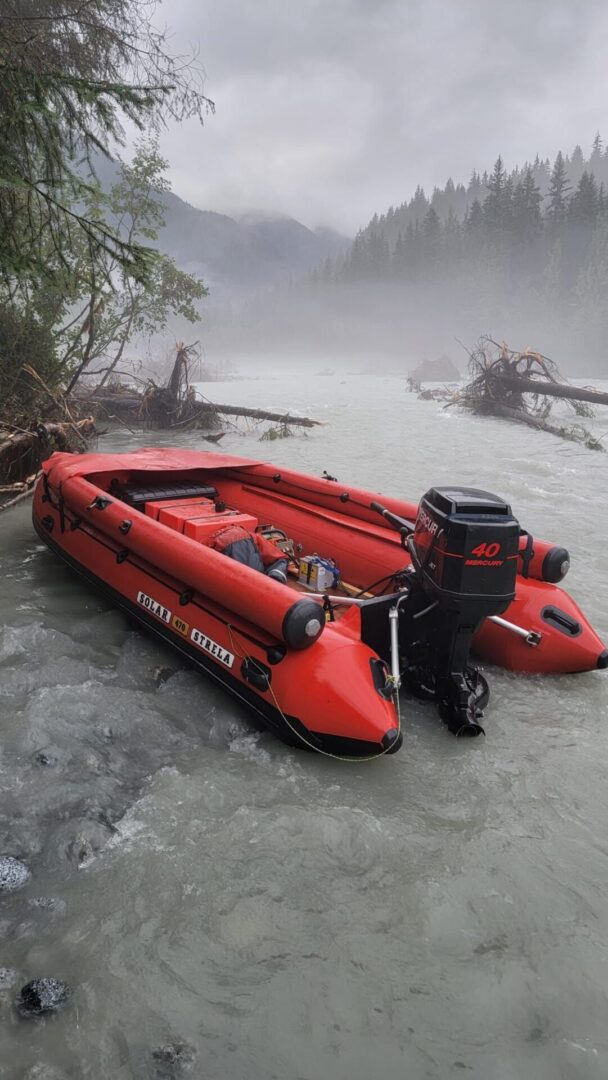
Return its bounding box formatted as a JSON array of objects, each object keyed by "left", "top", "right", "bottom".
[{"left": 33, "top": 449, "right": 606, "bottom": 757}]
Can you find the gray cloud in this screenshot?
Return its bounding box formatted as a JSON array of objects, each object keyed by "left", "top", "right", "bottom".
[{"left": 152, "top": 0, "right": 608, "bottom": 232}]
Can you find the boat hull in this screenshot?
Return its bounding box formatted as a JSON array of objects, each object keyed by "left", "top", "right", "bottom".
[
  {"left": 33, "top": 477, "right": 402, "bottom": 758},
  {"left": 33, "top": 447, "right": 606, "bottom": 755}
]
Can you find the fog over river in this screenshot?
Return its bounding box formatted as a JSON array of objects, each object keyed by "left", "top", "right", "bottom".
[{"left": 1, "top": 371, "right": 608, "bottom": 1079}]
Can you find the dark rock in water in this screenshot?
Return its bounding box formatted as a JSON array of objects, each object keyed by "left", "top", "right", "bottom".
[
  {"left": 0, "top": 855, "right": 30, "bottom": 892},
  {"left": 16, "top": 978, "right": 71, "bottom": 1016},
  {"left": 32, "top": 749, "right": 59, "bottom": 767},
  {"left": 409, "top": 355, "right": 461, "bottom": 383},
  {"left": 96, "top": 808, "right": 119, "bottom": 834},
  {"left": 152, "top": 1041, "right": 196, "bottom": 1075},
  {"left": 0, "top": 966, "right": 18, "bottom": 989},
  {"left": 153, "top": 665, "right": 178, "bottom": 686}
]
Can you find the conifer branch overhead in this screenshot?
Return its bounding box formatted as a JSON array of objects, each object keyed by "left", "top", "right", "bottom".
[{"left": 0, "top": 0, "right": 213, "bottom": 282}]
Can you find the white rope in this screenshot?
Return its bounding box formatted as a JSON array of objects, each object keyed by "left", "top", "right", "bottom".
[{"left": 226, "top": 624, "right": 401, "bottom": 763}]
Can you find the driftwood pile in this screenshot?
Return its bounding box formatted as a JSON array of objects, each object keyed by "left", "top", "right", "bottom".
[
  {"left": 74, "top": 343, "right": 220, "bottom": 431},
  {"left": 0, "top": 360, "right": 100, "bottom": 507},
  {"left": 452, "top": 337, "right": 606, "bottom": 450},
  {"left": 78, "top": 343, "right": 322, "bottom": 438},
  {"left": 0, "top": 343, "right": 323, "bottom": 506},
  {"left": 0, "top": 417, "right": 96, "bottom": 510},
  {"left": 407, "top": 377, "right": 455, "bottom": 403}
]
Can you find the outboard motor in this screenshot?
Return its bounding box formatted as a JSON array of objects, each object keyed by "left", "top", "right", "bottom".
[
  {"left": 365, "top": 487, "right": 520, "bottom": 735},
  {"left": 402, "top": 487, "right": 520, "bottom": 734}
]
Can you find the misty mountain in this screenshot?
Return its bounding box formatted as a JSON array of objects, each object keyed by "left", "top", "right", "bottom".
[
  {"left": 90, "top": 152, "right": 349, "bottom": 301},
  {"left": 158, "top": 195, "right": 349, "bottom": 298}
]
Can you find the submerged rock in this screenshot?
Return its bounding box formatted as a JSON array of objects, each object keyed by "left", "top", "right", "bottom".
[
  {"left": 0, "top": 856, "right": 30, "bottom": 892},
  {"left": 67, "top": 834, "right": 95, "bottom": 867},
  {"left": 44, "top": 819, "right": 112, "bottom": 870},
  {"left": 23, "top": 1064, "right": 69, "bottom": 1080},
  {"left": 15, "top": 978, "right": 71, "bottom": 1016},
  {"left": 0, "top": 967, "right": 18, "bottom": 989},
  {"left": 96, "top": 808, "right": 119, "bottom": 834},
  {"left": 153, "top": 665, "right": 178, "bottom": 686},
  {"left": 28, "top": 897, "right": 67, "bottom": 915},
  {"left": 152, "top": 1041, "right": 196, "bottom": 1075}
]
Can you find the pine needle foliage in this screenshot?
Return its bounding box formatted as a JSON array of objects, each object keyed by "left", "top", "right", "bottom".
[{"left": 0, "top": 0, "right": 213, "bottom": 284}]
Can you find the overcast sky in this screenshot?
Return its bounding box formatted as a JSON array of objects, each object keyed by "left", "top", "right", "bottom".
[{"left": 153, "top": 0, "right": 608, "bottom": 235}]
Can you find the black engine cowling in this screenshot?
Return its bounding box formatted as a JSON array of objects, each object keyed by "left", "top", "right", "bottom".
[{"left": 410, "top": 486, "right": 519, "bottom": 616}]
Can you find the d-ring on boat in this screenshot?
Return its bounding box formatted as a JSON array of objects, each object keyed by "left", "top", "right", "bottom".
[{"left": 33, "top": 449, "right": 607, "bottom": 757}]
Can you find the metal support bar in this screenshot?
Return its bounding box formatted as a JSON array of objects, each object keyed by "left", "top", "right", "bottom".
[
  {"left": 489, "top": 615, "right": 541, "bottom": 647},
  {"left": 306, "top": 593, "right": 368, "bottom": 606},
  {"left": 388, "top": 606, "right": 401, "bottom": 688}
]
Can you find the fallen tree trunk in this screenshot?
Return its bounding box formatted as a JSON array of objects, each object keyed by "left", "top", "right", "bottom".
[
  {"left": 0, "top": 471, "right": 41, "bottom": 511},
  {"left": 0, "top": 481, "right": 34, "bottom": 494},
  {"left": 477, "top": 402, "right": 603, "bottom": 449},
  {"left": 90, "top": 395, "right": 323, "bottom": 429},
  {"left": 83, "top": 393, "right": 142, "bottom": 411},
  {"left": 205, "top": 404, "right": 322, "bottom": 427},
  {"left": 477, "top": 402, "right": 550, "bottom": 428},
  {"left": 491, "top": 375, "right": 608, "bottom": 407}
]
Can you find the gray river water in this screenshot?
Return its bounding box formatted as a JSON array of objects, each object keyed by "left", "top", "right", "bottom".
[{"left": 1, "top": 371, "right": 608, "bottom": 1079}]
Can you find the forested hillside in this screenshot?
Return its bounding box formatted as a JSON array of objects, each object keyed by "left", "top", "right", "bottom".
[
  {"left": 222, "top": 139, "right": 608, "bottom": 374},
  {"left": 330, "top": 140, "right": 607, "bottom": 292}
]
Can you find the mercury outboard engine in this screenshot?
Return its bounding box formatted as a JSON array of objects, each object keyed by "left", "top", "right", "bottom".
[{"left": 366, "top": 487, "right": 520, "bottom": 735}]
